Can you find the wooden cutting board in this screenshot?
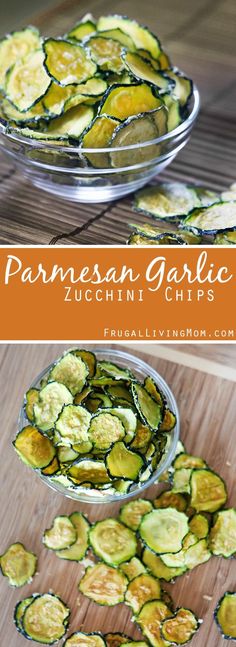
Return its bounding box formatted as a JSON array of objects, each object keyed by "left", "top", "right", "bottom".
[{"left": 0, "top": 343, "right": 236, "bottom": 646}]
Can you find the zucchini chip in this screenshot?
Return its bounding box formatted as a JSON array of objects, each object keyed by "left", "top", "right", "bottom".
[
  {"left": 88, "top": 412, "right": 125, "bottom": 450},
  {"left": 183, "top": 201, "right": 236, "bottom": 234},
  {"left": 81, "top": 115, "right": 119, "bottom": 168},
  {"left": 73, "top": 348, "right": 97, "bottom": 378},
  {"left": 86, "top": 36, "right": 124, "bottom": 73},
  {"left": 74, "top": 386, "right": 92, "bottom": 405},
  {"left": 67, "top": 14, "right": 97, "bottom": 41},
  {"left": 139, "top": 508, "right": 189, "bottom": 554},
  {"left": 110, "top": 111, "right": 163, "bottom": 168},
  {"left": 123, "top": 52, "right": 172, "bottom": 90},
  {"left": 105, "top": 634, "right": 132, "bottom": 647},
  {"left": 0, "top": 27, "right": 41, "bottom": 90},
  {"left": 67, "top": 459, "right": 111, "bottom": 485},
  {"left": 184, "top": 538, "right": 211, "bottom": 569},
  {"left": 49, "top": 353, "right": 89, "bottom": 395},
  {"left": 163, "top": 94, "right": 182, "bottom": 132},
  {"left": 189, "top": 514, "right": 209, "bottom": 540},
  {"left": 209, "top": 508, "right": 236, "bottom": 557},
  {"left": 141, "top": 547, "right": 187, "bottom": 581},
  {"left": 144, "top": 376, "right": 165, "bottom": 408},
  {"left": 172, "top": 468, "right": 192, "bottom": 494},
  {"left": 2, "top": 97, "right": 47, "bottom": 123},
  {"left": 89, "top": 517, "right": 137, "bottom": 565},
  {"left": 6, "top": 49, "right": 51, "bottom": 112},
  {"left": 99, "top": 28, "right": 135, "bottom": 50},
  {"left": 56, "top": 512, "right": 90, "bottom": 561},
  {"left": 41, "top": 455, "right": 60, "bottom": 476},
  {"left": 131, "top": 383, "right": 162, "bottom": 431},
  {"left": 25, "top": 387, "right": 39, "bottom": 422},
  {"left": 44, "top": 38, "right": 97, "bottom": 86},
  {"left": 64, "top": 78, "right": 108, "bottom": 112},
  {"left": 154, "top": 491, "right": 187, "bottom": 513},
  {"left": 65, "top": 633, "right": 106, "bottom": 647},
  {"left": 174, "top": 454, "right": 207, "bottom": 470},
  {"left": 128, "top": 232, "right": 184, "bottom": 246},
  {"left": 159, "top": 409, "right": 177, "bottom": 432},
  {"left": 57, "top": 446, "right": 80, "bottom": 462},
  {"left": 13, "top": 425, "right": 56, "bottom": 468},
  {"left": 14, "top": 596, "right": 34, "bottom": 634},
  {"left": 134, "top": 183, "right": 201, "bottom": 221},
  {"left": 125, "top": 573, "right": 161, "bottom": 613},
  {"left": 119, "top": 498, "right": 153, "bottom": 530},
  {"left": 47, "top": 104, "right": 94, "bottom": 139},
  {"left": 160, "top": 608, "right": 199, "bottom": 644},
  {"left": 0, "top": 543, "right": 37, "bottom": 587},
  {"left": 22, "top": 593, "right": 70, "bottom": 644},
  {"left": 214, "top": 592, "right": 236, "bottom": 640},
  {"left": 104, "top": 407, "right": 137, "bottom": 442},
  {"left": 55, "top": 404, "right": 91, "bottom": 446},
  {"left": 98, "top": 360, "right": 133, "bottom": 380},
  {"left": 214, "top": 230, "right": 236, "bottom": 245},
  {"left": 43, "top": 83, "right": 77, "bottom": 116},
  {"left": 97, "top": 15, "right": 161, "bottom": 59},
  {"left": 167, "top": 70, "right": 193, "bottom": 107},
  {"left": 43, "top": 515, "right": 77, "bottom": 551},
  {"left": 136, "top": 600, "right": 173, "bottom": 647},
  {"left": 107, "top": 384, "right": 133, "bottom": 403},
  {"left": 190, "top": 469, "right": 227, "bottom": 513},
  {"left": 100, "top": 83, "right": 162, "bottom": 121},
  {"left": 120, "top": 556, "right": 146, "bottom": 581},
  {"left": 130, "top": 421, "right": 153, "bottom": 451},
  {"left": 106, "top": 441, "right": 144, "bottom": 481},
  {"left": 79, "top": 562, "right": 128, "bottom": 605},
  {"left": 34, "top": 382, "right": 73, "bottom": 432}
]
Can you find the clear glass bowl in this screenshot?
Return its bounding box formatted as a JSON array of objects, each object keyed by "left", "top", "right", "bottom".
[
  {"left": 18, "top": 348, "right": 179, "bottom": 504},
  {"left": 0, "top": 87, "right": 200, "bottom": 203}
]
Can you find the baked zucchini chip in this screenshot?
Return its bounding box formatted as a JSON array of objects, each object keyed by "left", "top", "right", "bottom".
[
  {"left": 88, "top": 412, "right": 125, "bottom": 450},
  {"left": 86, "top": 36, "right": 124, "bottom": 73},
  {"left": 159, "top": 408, "right": 177, "bottom": 432},
  {"left": 67, "top": 14, "right": 97, "bottom": 41},
  {"left": 25, "top": 387, "right": 39, "bottom": 422},
  {"left": 167, "top": 70, "right": 193, "bottom": 107},
  {"left": 97, "top": 359, "right": 133, "bottom": 380},
  {"left": 163, "top": 94, "right": 182, "bottom": 132},
  {"left": 190, "top": 469, "right": 227, "bottom": 513},
  {"left": 14, "top": 596, "right": 34, "bottom": 634},
  {"left": 172, "top": 468, "right": 192, "bottom": 495},
  {"left": 188, "top": 513, "right": 209, "bottom": 539},
  {"left": 106, "top": 441, "right": 144, "bottom": 481},
  {"left": 13, "top": 425, "right": 56, "bottom": 468},
  {"left": 182, "top": 201, "right": 236, "bottom": 234},
  {"left": 141, "top": 547, "right": 187, "bottom": 581},
  {"left": 154, "top": 491, "right": 187, "bottom": 513},
  {"left": 56, "top": 512, "right": 90, "bottom": 561},
  {"left": 120, "top": 556, "right": 146, "bottom": 581},
  {"left": 22, "top": 593, "right": 70, "bottom": 644},
  {"left": 139, "top": 508, "right": 189, "bottom": 554},
  {"left": 209, "top": 508, "right": 236, "bottom": 557},
  {"left": 0, "top": 27, "right": 41, "bottom": 90},
  {"left": 160, "top": 608, "right": 199, "bottom": 644},
  {"left": 105, "top": 634, "right": 133, "bottom": 647},
  {"left": 34, "top": 381, "right": 73, "bottom": 431},
  {"left": 214, "top": 592, "right": 236, "bottom": 640},
  {"left": 0, "top": 543, "right": 37, "bottom": 587},
  {"left": 43, "top": 515, "right": 77, "bottom": 550},
  {"left": 119, "top": 498, "right": 153, "bottom": 530},
  {"left": 79, "top": 562, "right": 128, "bottom": 605},
  {"left": 2, "top": 97, "right": 47, "bottom": 123},
  {"left": 123, "top": 52, "right": 173, "bottom": 90},
  {"left": 110, "top": 108, "right": 167, "bottom": 168},
  {"left": 65, "top": 633, "right": 106, "bottom": 647},
  {"left": 6, "top": 49, "right": 51, "bottom": 112},
  {"left": 97, "top": 15, "right": 161, "bottom": 59},
  {"left": 49, "top": 352, "right": 89, "bottom": 395},
  {"left": 73, "top": 348, "right": 97, "bottom": 377},
  {"left": 44, "top": 38, "right": 97, "bottom": 85},
  {"left": 214, "top": 231, "right": 236, "bottom": 245},
  {"left": 125, "top": 573, "right": 161, "bottom": 613},
  {"left": 134, "top": 183, "right": 201, "bottom": 221},
  {"left": 174, "top": 453, "right": 207, "bottom": 470},
  {"left": 67, "top": 459, "right": 111, "bottom": 485},
  {"left": 41, "top": 455, "right": 60, "bottom": 476},
  {"left": 100, "top": 83, "right": 162, "bottom": 121},
  {"left": 184, "top": 538, "right": 211, "bottom": 570},
  {"left": 136, "top": 600, "right": 173, "bottom": 647},
  {"left": 131, "top": 383, "right": 162, "bottom": 431},
  {"left": 99, "top": 28, "right": 135, "bottom": 49},
  {"left": 130, "top": 421, "right": 153, "bottom": 451},
  {"left": 89, "top": 517, "right": 137, "bottom": 565},
  {"left": 55, "top": 404, "right": 91, "bottom": 446}
]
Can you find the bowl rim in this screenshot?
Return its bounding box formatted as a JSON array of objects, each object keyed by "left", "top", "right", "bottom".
[
  {"left": 18, "top": 346, "right": 180, "bottom": 504},
  {"left": 0, "top": 85, "right": 200, "bottom": 154}
]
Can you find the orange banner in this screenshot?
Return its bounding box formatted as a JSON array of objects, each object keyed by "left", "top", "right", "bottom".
[{"left": 0, "top": 246, "right": 235, "bottom": 341}]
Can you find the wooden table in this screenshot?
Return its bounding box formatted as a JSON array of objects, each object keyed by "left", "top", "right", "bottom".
[
  {"left": 0, "top": 0, "right": 236, "bottom": 244},
  {"left": 1, "top": 342, "right": 236, "bottom": 646}
]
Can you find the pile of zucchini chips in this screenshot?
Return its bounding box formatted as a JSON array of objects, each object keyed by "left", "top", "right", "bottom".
[
  {"left": 1, "top": 436, "right": 236, "bottom": 644},
  {"left": 128, "top": 181, "right": 236, "bottom": 245},
  {"left": 0, "top": 14, "right": 193, "bottom": 158},
  {"left": 13, "top": 349, "right": 176, "bottom": 495}
]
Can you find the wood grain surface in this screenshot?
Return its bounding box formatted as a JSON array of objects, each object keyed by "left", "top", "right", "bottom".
[
  {"left": 0, "top": 343, "right": 236, "bottom": 646},
  {"left": 0, "top": 0, "right": 235, "bottom": 244}
]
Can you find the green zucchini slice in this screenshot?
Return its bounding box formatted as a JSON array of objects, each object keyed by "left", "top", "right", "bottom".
[
  {"left": 104, "top": 407, "right": 137, "bottom": 442},
  {"left": 189, "top": 514, "right": 209, "bottom": 539},
  {"left": 25, "top": 387, "right": 39, "bottom": 422},
  {"left": 0, "top": 543, "right": 37, "bottom": 587},
  {"left": 159, "top": 409, "right": 177, "bottom": 432},
  {"left": 131, "top": 383, "right": 162, "bottom": 431},
  {"left": 160, "top": 608, "right": 199, "bottom": 644},
  {"left": 99, "top": 28, "right": 135, "bottom": 50},
  {"left": 160, "top": 532, "right": 197, "bottom": 569},
  {"left": 184, "top": 538, "right": 211, "bottom": 569},
  {"left": 13, "top": 425, "right": 56, "bottom": 468},
  {"left": 43, "top": 82, "right": 77, "bottom": 116},
  {"left": 67, "top": 459, "right": 110, "bottom": 485},
  {"left": 64, "top": 77, "right": 108, "bottom": 111},
  {"left": 43, "top": 515, "right": 77, "bottom": 550},
  {"left": 105, "top": 634, "right": 133, "bottom": 647},
  {"left": 174, "top": 454, "right": 207, "bottom": 470},
  {"left": 107, "top": 384, "right": 133, "bottom": 403},
  {"left": 195, "top": 186, "right": 220, "bottom": 207},
  {"left": 41, "top": 455, "right": 60, "bottom": 476},
  {"left": 128, "top": 233, "right": 183, "bottom": 246},
  {"left": 172, "top": 468, "right": 192, "bottom": 494},
  {"left": 0, "top": 27, "right": 41, "bottom": 90},
  {"left": 14, "top": 596, "right": 34, "bottom": 634},
  {"left": 125, "top": 573, "right": 161, "bottom": 613},
  {"left": 154, "top": 491, "right": 187, "bottom": 513},
  {"left": 110, "top": 110, "right": 164, "bottom": 168},
  {"left": 143, "top": 376, "right": 165, "bottom": 408},
  {"left": 44, "top": 38, "right": 97, "bottom": 86},
  {"left": 100, "top": 83, "right": 162, "bottom": 121},
  {"left": 167, "top": 70, "right": 193, "bottom": 107},
  {"left": 55, "top": 404, "right": 91, "bottom": 446},
  {"left": 46, "top": 103, "right": 94, "bottom": 139},
  {"left": 73, "top": 349, "right": 97, "bottom": 377},
  {"left": 139, "top": 508, "right": 189, "bottom": 554},
  {"left": 141, "top": 547, "right": 186, "bottom": 581},
  {"left": 49, "top": 353, "right": 89, "bottom": 395},
  {"left": 34, "top": 381, "right": 73, "bottom": 432},
  {"left": 6, "top": 49, "right": 51, "bottom": 112},
  {"left": 183, "top": 202, "right": 236, "bottom": 234},
  {"left": 97, "top": 16, "right": 160, "bottom": 59},
  {"left": 214, "top": 231, "right": 236, "bottom": 245},
  {"left": 88, "top": 412, "right": 125, "bottom": 450},
  {"left": 163, "top": 94, "right": 182, "bottom": 132},
  {"left": 57, "top": 446, "right": 79, "bottom": 462},
  {"left": 67, "top": 14, "right": 97, "bottom": 41},
  {"left": 130, "top": 421, "right": 153, "bottom": 451},
  {"left": 190, "top": 469, "right": 227, "bottom": 513},
  {"left": 86, "top": 36, "right": 124, "bottom": 73},
  {"left": 119, "top": 498, "right": 153, "bottom": 530},
  {"left": 98, "top": 360, "right": 133, "bottom": 380},
  {"left": 106, "top": 441, "right": 144, "bottom": 480},
  {"left": 214, "top": 592, "right": 236, "bottom": 640},
  {"left": 55, "top": 512, "right": 90, "bottom": 561},
  {"left": 81, "top": 115, "right": 119, "bottom": 168},
  {"left": 65, "top": 633, "right": 106, "bottom": 647},
  {"left": 89, "top": 517, "right": 137, "bottom": 565},
  {"left": 2, "top": 97, "right": 47, "bottom": 123},
  {"left": 79, "top": 562, "right": 128, "bottom": 605},
  {"left": 209, "top": 508, "right": 236, "bottom": 557},
  {"left": 134, "top": 183, "right": 201, "bottom": 221},
  {"left": 22, "top": 593, "right": 70, "bottom": 644},
  {"left": 136, "top": 600, "right": 173, "bottom": 647},
  {"left": 120, "top": 556, "right": 146, "bottom": 581},
  {"left": 74, "top": 386, "right": 92, "bottom": 405},
  {"left": 123, "top": 52, "right": 172, "bottom": 90}
]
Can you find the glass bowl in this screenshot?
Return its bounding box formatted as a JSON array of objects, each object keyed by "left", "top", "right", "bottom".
[
  {"left": 18, "top": 348, "right": 179, "bottom": 504},
  {"left": 0, "top": 87, "right": 200, "bottom": 204}
]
